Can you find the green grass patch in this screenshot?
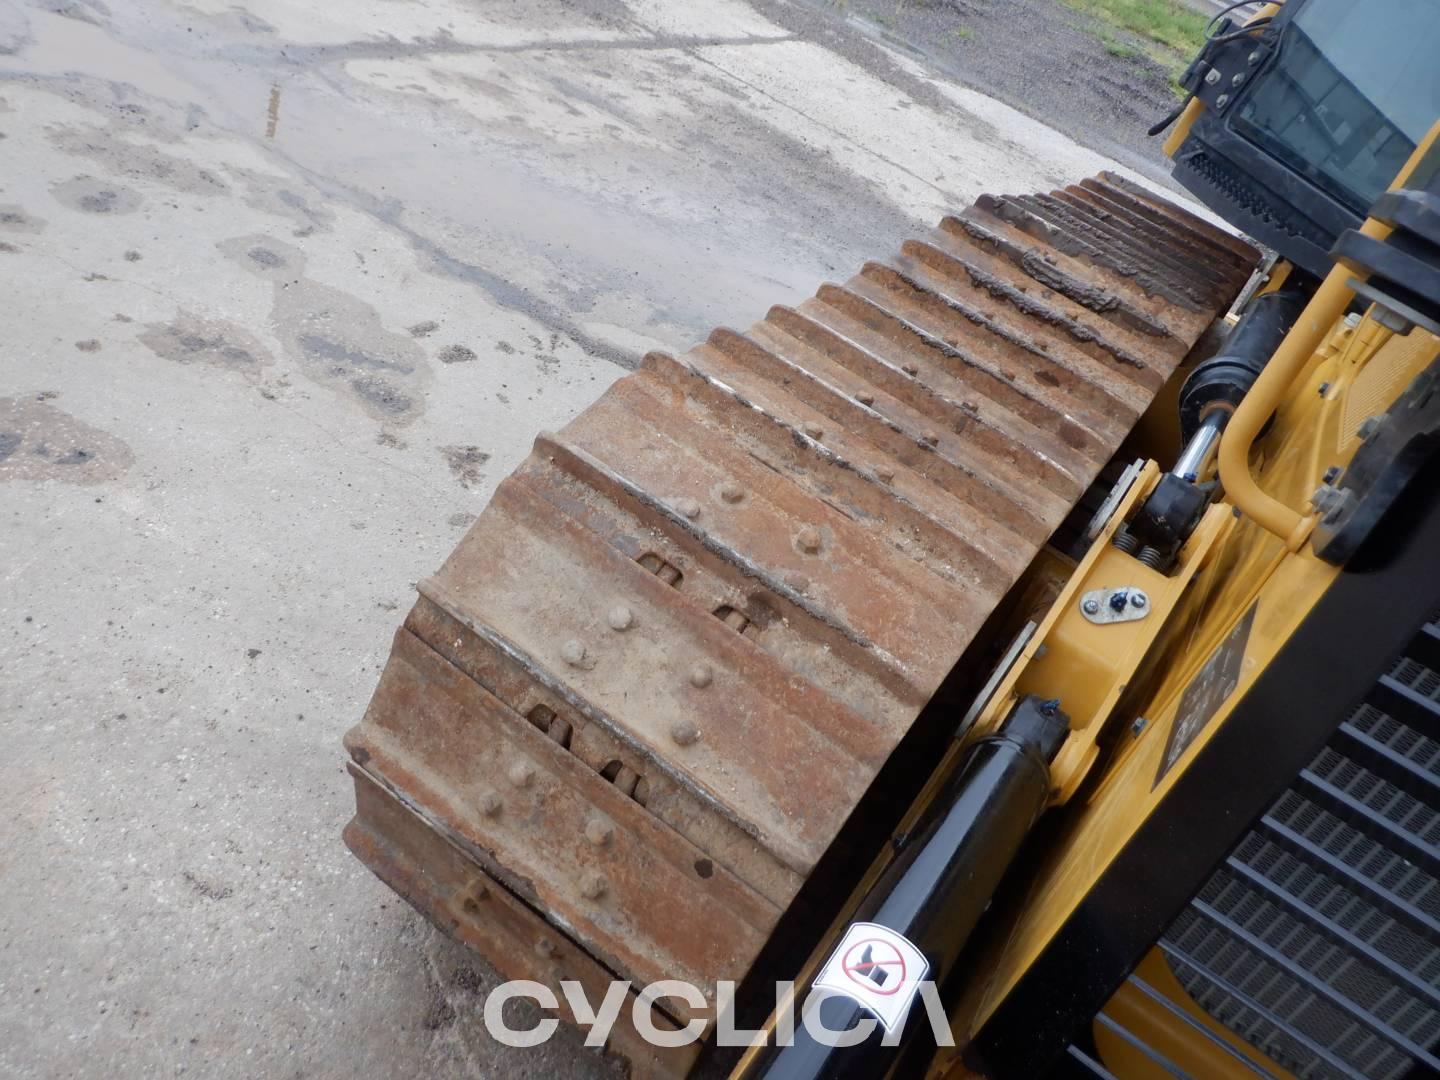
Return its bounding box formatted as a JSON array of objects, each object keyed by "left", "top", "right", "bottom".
[
  {"left": 1098, "top": 31, "right": 1141, "bottom": 59},
  {"left": 1062, "top": 0, "right": 1207, "bottom": 92},
  {"left": 1061, "top": 0, "right": 1209, "bottom": 55}
]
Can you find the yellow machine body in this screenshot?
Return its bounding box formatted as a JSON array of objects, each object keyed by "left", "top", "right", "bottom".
[{"left": 940, "top": 314, "right": 1439, "bottom": 1078}]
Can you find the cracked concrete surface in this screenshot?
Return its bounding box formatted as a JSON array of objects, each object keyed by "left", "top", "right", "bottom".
[{"left": 1, "top": 1, "right": 1168, "bottom": 1075}]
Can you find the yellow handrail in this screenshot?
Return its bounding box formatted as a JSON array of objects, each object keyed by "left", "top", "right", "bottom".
[{"left": 1218, "top": 122, "right": 1440, "bottom": 547}]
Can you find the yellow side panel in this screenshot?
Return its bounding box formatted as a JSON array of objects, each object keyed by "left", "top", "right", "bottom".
[{"left": 950, "top": 320, "right": 1439, "bottom": 1047}]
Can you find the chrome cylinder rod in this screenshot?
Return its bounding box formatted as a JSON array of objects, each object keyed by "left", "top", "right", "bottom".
[{"left": 1172, "top": 410, "right": 1226, "bottom": 482}]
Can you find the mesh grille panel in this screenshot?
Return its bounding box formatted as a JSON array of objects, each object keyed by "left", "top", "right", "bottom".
[{"left": 1158, "top": 641, "right": 1440, "bottom": 1080}]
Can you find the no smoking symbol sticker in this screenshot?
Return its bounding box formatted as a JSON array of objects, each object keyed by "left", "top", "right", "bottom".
[
  {"left": 842, "top": 938, "right": 906, "bottom": 995},
  {"left": 814, "top": 921, "right": 929, "bottom": 1033}
]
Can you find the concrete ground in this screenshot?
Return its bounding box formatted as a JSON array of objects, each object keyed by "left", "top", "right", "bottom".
[{"left": 1, "top": 1, "right": 1159, "bottom": 1075}]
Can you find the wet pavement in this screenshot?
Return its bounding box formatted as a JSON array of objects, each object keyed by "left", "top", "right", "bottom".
[{"left": 1, "top": 1, "right": 1168, "bottom": 1076}]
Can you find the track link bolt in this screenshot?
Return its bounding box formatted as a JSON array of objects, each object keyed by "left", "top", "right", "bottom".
[
  {"left": 921, "top": 430, "right": 940, "bottom": 446},
  {"left": 607, "top": 604, "right": 635, "bottom": 631},
  {"left": 561, "top": 639, "right": 587, "bottom": 666},
  {"left": 670, "top": 718, "right": 701, "bottom": 745},
  {"left": 875, "top": 466, "right": 895, "bottom": 483},
  {"left": 797, "top": 526, "right": 822, "bottom": 554},
  {"left": 785, "top": 572, "right": 811, "bottom": 594},
  {"left": 580, "top": 873, "right": 608, "bottom": 901},
  {"left": 585, "top": 818, "right": 614, "bottom": 847},
  {"left": 720, "top": 481, "right": 746, "bottom": 503},
  {"left": 687, "top": 664, "right": 713, "bottom": 690},
  {"left": 902, "top": 363, "right": 919, "bottom": 376},
  {"left": 509, "top": 762, "right": 535, "bottom": 788},
  {"left": 802, "top": 422, "right": 824, "bottom": 439},
  {"left": 535, "top": 938, "right": 556, "bottom": 958},
  {"left": 479, "top": 792, "right": 502, "bottom": 817},
  {"left": 675, "top": 498, "right": 702, "bottom": 520},
  {"left": 856, "top": 392, "right": 875, "bottom": 406}
]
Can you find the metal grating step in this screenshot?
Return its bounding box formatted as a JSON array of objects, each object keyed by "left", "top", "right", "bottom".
[{"left": 1071, "top": 622, "right": 1440, "bottom": 1080}]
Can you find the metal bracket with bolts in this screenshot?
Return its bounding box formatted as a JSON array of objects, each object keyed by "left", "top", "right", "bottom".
[{"left": 1080, "top": 587, "right": 1151, "bottom": 625}]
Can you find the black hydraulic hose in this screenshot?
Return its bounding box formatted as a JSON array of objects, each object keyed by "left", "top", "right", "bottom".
[
  {"left": 1148, "top": 98, "right": 1190, "bottom": 138},
  {"left": 1204, "top": 1, "right": 1278, "bottom": 37},
  {"left": 740, "top": 698, "right": 1068, "bottom": 1080}
]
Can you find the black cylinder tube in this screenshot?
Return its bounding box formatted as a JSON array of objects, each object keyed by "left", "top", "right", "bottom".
[
  {"left": 1178, "top": 279, "right": 1312, "bottom": 441},
  {"left": 741, "top": 698, "right": 1066, "bottom": 1080}
]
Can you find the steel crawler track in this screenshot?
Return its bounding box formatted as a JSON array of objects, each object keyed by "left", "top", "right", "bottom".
[{"left": 343, "top": 173, "right": 1257, "bottom": 1077}]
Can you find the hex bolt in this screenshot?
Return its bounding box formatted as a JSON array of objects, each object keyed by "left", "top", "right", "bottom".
[
  {"left": 1357, "top": 416, "right": 1381, "bottom": 440},
  {"left": 1204, "top": 68, "right": 1221, "bottom": 85},
  {"left": 1131, "top": 716, "right": 1149, "bottom": 737},
  {"left": 796, "top": 525, "right": 823, "bottom": 554},
  {"left": 670, "top": 718, "right": 701, "bottom": 746},
  {"left": 1082, "top": 597, "right": 1101, "bottom": 616},
  {"left": 720, "top": 481, "right": 746, "bottom": 503},
  {"left": 1108, "top": 591, "right": 1128, "bottom": 613},
  {"left": 921, "top": 430, "right": 940, "bottom": 446},
  {"left": 508, "top": 762, "right": 535, "bottom": 788},
  {"left": 584, "top": 818, "right": 614, "bottom": 847},
  {"left": 1130, "top": 592, "right": 1148, "bottom": 610},
  {"left": 688, "top": 663, "right": 713, "bottom": 690},
  {"left": 1322, "top": 465, "right": 1342, "bottom": 485},
  {"left": 675, "top": 497, "right": 702, "bottom": 520},
  {"left": 479, "top": 792, "right": 503, "bottom": 817},
  {"left": 802, "top": 422, "right": 824, "bottom": 439},
  {"left": 607, "top": 604, "right": 635, "bottom": 632},
  {"left": 560, "top": 638, "right": 588, "bottom": 667},
  {"left": 580, "top": 873, "right": 608, "bottom": 901}
]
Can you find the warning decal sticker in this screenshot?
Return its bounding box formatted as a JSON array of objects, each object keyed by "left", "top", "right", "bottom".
[
  {"left": 1155, "top": 601, "right": 1256, "bottom": 787},
  {"left": 812, "top": 921, "right": 929, "bottom": 1033}
]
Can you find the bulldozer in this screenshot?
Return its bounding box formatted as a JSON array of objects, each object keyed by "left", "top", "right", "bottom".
[{"left": 343, "top": 0, "right": 1440, "bottom": 1075}]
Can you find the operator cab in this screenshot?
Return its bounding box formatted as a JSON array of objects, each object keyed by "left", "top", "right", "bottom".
[{"left": 1171, "top": 0, "right": 1440, "bottom": 277}]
